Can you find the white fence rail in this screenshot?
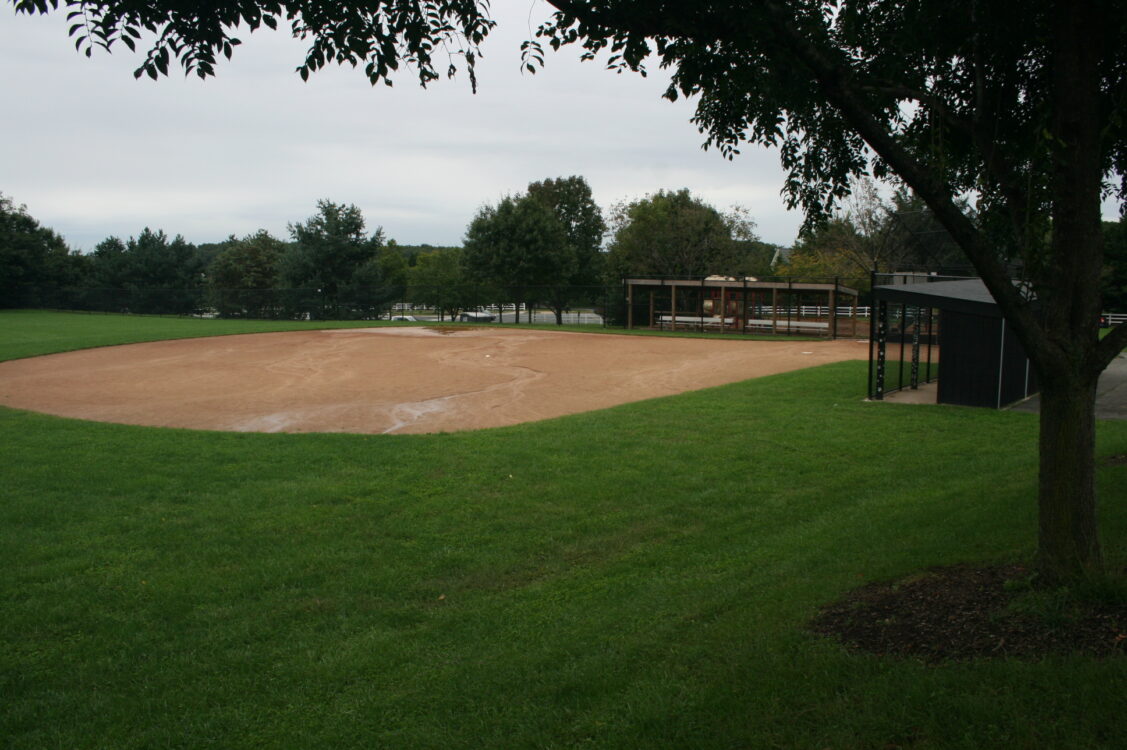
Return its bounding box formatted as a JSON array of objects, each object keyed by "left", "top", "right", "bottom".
[
  {"left": 1104, "top": 312, "right": 1126, "bottom": 326},
  {"left": 810, "top": 307, "right": 1126, "bottom": 326}
]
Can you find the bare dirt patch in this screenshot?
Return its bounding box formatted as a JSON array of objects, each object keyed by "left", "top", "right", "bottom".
[
  {"left": 810, "top": 563, "right": 1127, "bottom": 662},
  {"left": 0, "top": 327, "right": 867, "bottom": 434}
]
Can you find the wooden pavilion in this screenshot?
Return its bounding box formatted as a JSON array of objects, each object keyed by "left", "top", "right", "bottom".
[{"left": 623, "top": 276, "right": 862, "bottom": 339}]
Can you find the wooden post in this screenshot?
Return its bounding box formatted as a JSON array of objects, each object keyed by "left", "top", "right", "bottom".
[
  {"left": 670, "top": 284, "right": 678, "bottom": 332},
  {"left": 741, "top": 279, "right": 748, "bottom": 335},
  {"left": 626, "top": 282, "right": 634, "bottom": 329},
  {"left": 828, "top": 281, "right": 837, "bottom": 340},
  {"left": 771, "top": 287, "right": 779, "bottom": 335},
  {"left": 720, "top": 285, "right": 727, "bottom": 330},
  {"left": 648, "top": 290, "right": 655, "bottom": 328}
]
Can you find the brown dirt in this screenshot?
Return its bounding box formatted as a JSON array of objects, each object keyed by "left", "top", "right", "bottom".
[
  {"left": 810, "top": 563, "right": 1127, "bottom": 662},
  {"left": 0, "top": 327, "right": 867, "bottom": 435}
]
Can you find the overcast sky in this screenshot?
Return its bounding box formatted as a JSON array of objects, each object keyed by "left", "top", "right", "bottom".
[
  {"left": 8, "top": 5, "right": 1120, "bottom": 256},
  {"left": 1, "top": 3, "right": 810, "bottom": 253}
]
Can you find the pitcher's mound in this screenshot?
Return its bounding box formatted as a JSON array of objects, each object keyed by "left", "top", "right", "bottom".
[{"left": 0, "top": 327, "right": 866, "bottom": 434}]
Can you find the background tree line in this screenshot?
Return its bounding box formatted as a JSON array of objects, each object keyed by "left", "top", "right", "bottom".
[{"left": 5, "top": 185, "right": 1127, "bottom": 319}]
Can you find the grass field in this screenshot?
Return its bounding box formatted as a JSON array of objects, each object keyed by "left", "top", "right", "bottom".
[{"left": 2, "top": 310, "right": 1126, "bottom": 749}]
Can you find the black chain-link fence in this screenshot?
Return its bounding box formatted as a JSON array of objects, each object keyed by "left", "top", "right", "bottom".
[{"left": 7, "top": 284, "right": 626, "bottom": 326}]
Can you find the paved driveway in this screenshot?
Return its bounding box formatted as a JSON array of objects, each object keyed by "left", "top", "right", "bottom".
[{"left": 1010, "top": 353, "right": 1127, "bottom": 420}]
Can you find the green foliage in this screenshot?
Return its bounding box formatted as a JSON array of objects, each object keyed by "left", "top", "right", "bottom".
[
  {"left": 884, "top": 188, "right": 973, "bottom": 272},
  {"left": 206, "top": 230, "right": 286, "bottom": 317},
  {"left": 12, "top": 0, "right": 495, "bottom": 89},
  {"left": 281, "top": 199, "right": 396, "bottom": 318},
  {"left": 0, "top": 193, "right": 85, "bottom": 308},
  {"left": 282, "top": 200, "right": 380, "bottom": 294},
  {"left": 526, "top": 175, "right": 606, "bottom": 285},
  {"left": 1104, "top": 220, "right": 1127, "bottom": 312},
  {"left": 385, "top": 242, "right": 460, "bottom": 268},
  {"left": 780, "top": 180, "right": 969, "bottom": 283},
  {"left": 408, "top": 247, "right": 475, "bottom": 318},
  {"left": 83, "top": 228, "right": 203, "bottom": 314},
  {"left": 462, "top": 193, "right": 572, "bottom": 320},
  {"left": 604, "top": 188, "right": 757, "bottom": 281},
  {"left": 526, "top": 175, "right": 607, "bottom": 322}
]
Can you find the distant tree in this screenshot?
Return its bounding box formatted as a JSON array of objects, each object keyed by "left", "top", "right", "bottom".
[
  {"left": 281, "top": 200, "right": 384, "bottom": 317},
  {"left": 883, "top": 188, "right": 973, "bottom": 273},
  {"left": 1104, "top": 220, "right": 1127, "bottom": 313},
  {"left": 377, "top": 246, "right": 409, "bottom": 298},
  {"left": 408, "top": 248, "right": 475, "bottom": 320},
  {"left": 0, "top": 193, "right": 85, "bottom": 308},
  {"left": 85, "top": 236, "right": 130, "bottom": 310},
  {"left": 193, "top": 237, "right": 239, "bottom": 274},
  {"left": 126, "top": 228, "right": 201, "bottom": 313},
  {"left": 526, "top": 176, "right": 607, "bottom": 323},
  {"left": 342, "top": 246, "right": 409, "bottom": 318},
  {"left": 735, "top": 239, "right": 783, "bottom": 278},
  {"left": 779, "top": 219, "right": 867, "bottom": 281},
  {"left": 780, "top": 181, "right": 971, "bottom": 285},
  {"left": 84, "top": 228, "right": 200, "bottom": 313},
  {"left": 206, "top": 230, "right": 285, "bottom": 317},
  {"left": 462, "top": 194, "right": 571, "bottom": 323},
  {"left": 605, "top": 189, "right": 756, "bottom": 281}
]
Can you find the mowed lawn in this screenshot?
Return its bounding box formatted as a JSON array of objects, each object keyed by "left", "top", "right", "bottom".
[{"left": 2, "top": 310, "right": 1126, "bottom": 749}]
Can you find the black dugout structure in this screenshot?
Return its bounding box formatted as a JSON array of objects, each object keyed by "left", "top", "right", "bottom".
[{"left": 869, "top": 277, "right": 1038, "bottom": 408}]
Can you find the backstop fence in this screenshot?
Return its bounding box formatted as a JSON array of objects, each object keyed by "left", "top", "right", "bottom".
[{"left": 2, "top": 284, "right": 627, "bottom": 326}]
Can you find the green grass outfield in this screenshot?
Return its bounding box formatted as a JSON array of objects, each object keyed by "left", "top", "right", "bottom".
[{"left": 2, "top": 310, "right": 1126, "bottom": 749}]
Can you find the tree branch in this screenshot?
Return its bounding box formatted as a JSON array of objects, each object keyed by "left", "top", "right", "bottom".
[
  {"left": 751, "top": 0, "right": 1051, "bottom": 363},
  {"left": 1094, "top": 324, "right": 1127, "bottom": 369}
]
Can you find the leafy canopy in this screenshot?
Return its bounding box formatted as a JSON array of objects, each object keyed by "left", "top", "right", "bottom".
[
  {"left": 605, "top": 188, "right": 758, "bottom": 280},
  {"left": 462, "top": 193, "right": 572, "bottom": 307},
  {"left": 13, "top": 0, "right": 495, "bottom": 89}
]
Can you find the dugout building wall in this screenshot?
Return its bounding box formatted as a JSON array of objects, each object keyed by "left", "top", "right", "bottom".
[{"left": 870, "top": 277, "right": 1037, "bottom": 409}]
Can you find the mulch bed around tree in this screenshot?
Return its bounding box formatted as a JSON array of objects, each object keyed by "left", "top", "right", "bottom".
[{"left": 809, "top": 563, "right": 1127, "bottom": 662}]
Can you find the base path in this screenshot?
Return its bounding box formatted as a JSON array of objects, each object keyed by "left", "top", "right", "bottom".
[{"left": 0, "top": 327, "right": 868, "bottom": 434}]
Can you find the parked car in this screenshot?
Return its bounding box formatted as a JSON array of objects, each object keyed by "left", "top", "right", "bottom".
[
  {"left": 456, "top": 311, "right": 495, "bottom": 322},
  {"left": 390, "top": 315, "right": 418, "bottom": 322}
]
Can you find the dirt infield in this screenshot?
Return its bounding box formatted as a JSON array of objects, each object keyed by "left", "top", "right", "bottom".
[{"left": 0, "top": 327, "right": 868, "bottom": 434}]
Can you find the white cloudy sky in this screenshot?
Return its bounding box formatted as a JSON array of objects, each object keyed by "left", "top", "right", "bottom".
[{"left": 1, "top": 2, "right": 807, "bottom": 253}]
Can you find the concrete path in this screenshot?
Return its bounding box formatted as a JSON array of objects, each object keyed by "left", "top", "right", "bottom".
[{"left": 1009, "top": 353, "right": 1127, "bottom": 420}]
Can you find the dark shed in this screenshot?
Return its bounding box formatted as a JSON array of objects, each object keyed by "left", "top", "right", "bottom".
[{"left": 870, "top": 278, "right": 1038, "bottom": 408}]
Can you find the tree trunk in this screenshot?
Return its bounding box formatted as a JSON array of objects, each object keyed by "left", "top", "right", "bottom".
[
  {"left": 1030, "top": 0, "right": 1107, "bottom": 583},
  {"left": 1036, "top": 374, "right": 1102, "bottom": 582},
  {"left": 553, "top": 306, "right": 564, "bottom": 325}
]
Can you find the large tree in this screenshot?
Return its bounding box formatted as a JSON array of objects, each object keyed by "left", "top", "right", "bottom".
[
  {"left": 462, "top": 194, "right": 572, "bottom": 323},
  {"left": 604, "top": 188, "right": 757, "bottom": 281},
  {"left": 206, "top": 230, "right": 286, "bottom": 318},
  {"left": 14, "top": 0, "right": 1127, "bottom": 582},
  {"left": 526, "top": 175, "right": 607, "bottom": 324},
  {"left": 532, "top": 0, "right": 1127, "bottom": 583},
  {"left": 0, "top": 193, "right": 85, "bottom": 309},
  {"left": 85, "top": 228, "right": 201, "bottom": 314},
  {"left": 408, "top": 247, "right": 474, "bottom": 321},
  {"left": 281, "top": 199, "right": 384, "bottom": 316}
]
